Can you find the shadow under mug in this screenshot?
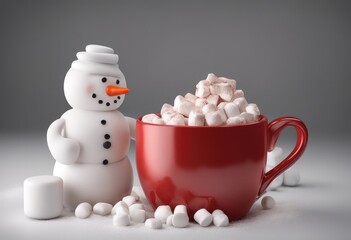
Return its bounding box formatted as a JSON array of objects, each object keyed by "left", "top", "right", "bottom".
[{"left": 136, "top": 115, "right": 308, "bottom": 221}]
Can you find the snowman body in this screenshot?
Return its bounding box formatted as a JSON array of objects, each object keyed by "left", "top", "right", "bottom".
[
  {"left": 48, "top": 45, "right": 135, "bottom": 211},
  {"left": 53, "top": 109, "right": 133, "bottom": 210}
]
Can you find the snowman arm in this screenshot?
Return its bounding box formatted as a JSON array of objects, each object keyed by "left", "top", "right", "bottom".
[
  {"left": 47, "top": 118, "right": 80, "bottom": 164},
  {"left": 125, "top": 117, "right": 136, "bottom": 141}
]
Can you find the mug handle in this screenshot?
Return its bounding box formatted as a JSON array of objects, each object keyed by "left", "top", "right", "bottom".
[{"left": 258, "top": 116, "right": 308, "bottom": 196}]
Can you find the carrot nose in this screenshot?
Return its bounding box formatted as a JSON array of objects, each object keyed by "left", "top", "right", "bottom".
[{"left": 106, "top": 85, "right": 129, "bottom": 96}]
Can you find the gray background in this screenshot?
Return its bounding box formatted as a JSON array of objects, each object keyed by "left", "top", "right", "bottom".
[{"left": 0, "top": 0, "right": 350, "bottom": 139}]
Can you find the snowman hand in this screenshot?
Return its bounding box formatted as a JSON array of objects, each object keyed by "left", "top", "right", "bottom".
[
  {"left": 125, "top": 117, "right": 136, "bottom": 141},
  {"left": 47, "top": 118, "right": 80, "bottom": 164}
]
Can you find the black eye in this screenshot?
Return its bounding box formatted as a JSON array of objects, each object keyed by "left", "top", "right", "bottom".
[
  {"left": 102, "top": 77, "right": 107, "bottom": 83},
  {"left": 116, "top": 79, "right": 120, "bottom": 84}
]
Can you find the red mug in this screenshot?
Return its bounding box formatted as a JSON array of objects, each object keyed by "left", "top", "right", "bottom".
[{"left": 136, "top": 115, "right": 308, "bottom": 221}]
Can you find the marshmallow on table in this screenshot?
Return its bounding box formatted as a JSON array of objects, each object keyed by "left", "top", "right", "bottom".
[
  {"left": 129, "top": 203, "right": 144, "bottom": 211},
  {"left": 166, "top": 215, "right": 173, "bottom": 226},
  {"left": 233, "top": 97, "right": 248, "bottom": 112},
  {"left": 194, "top": 208, "right": 213, "bottom": 227},
  {"left": 75, "top": 202, "right": 93, "bottom": 219},
  {"left": 172, "top": 205, "right": 189, "bottom": 228},
  {"left": 113, "top": 211, "right": 130, "bottom": 226},
  {"left": 123, "top": 195, "right": 137, "bottom": 206},
  {"left": 130, "top": 208, "right": 146, "bottom": 223},
  {"left": 188, "top": 110, "right": 205, "bottom": 126},
  {"left": 184, "top": 93, "right": 197, "bottom": 103},
  {"left": 212, "top": 209, "right": 229, "bottom": 227},
  {"left": 24, "top": 176, "right": 63, "bottom": 219},
  {"left": 261, "top": 196, "right": 275, "bottom": 210},
  {"left": 93, "top": 202, "right": 112, "bottom": 216},
  {"left": 283, "top": 166, "right": 300, "bottom": 187},
  {"left": 154, "top": 205, "right": 172, "bottom": 223},
  {"left": 111, "top": 201, "right": 129, "bottom": 215},
  {"left": 145, "top": 218, "right": 162, "bottom": 229}
]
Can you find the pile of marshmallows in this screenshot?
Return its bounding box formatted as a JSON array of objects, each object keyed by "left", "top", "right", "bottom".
[
  {"left": 142, "top": 73, "right": 260, "bottom": 126},
  {"left": 74, "top": 186, "right": 230, "bottom": 229}
]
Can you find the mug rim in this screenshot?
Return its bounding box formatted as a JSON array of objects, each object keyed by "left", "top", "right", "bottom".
[{"left": 137, "top": 114, "right": 267, "bottom": 128}]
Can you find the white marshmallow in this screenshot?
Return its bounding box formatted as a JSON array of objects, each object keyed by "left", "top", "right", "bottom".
[
  {"left": 283, "top": 167, "right": 300, "bottom": 187},
  {"left": 167, "top": 115, "right": 186, "bottom": 126},
  {"left": 111, "top": 201, "right": 129, "bottom": 215},
  {"left": 184, "top": 93, "right": 197, "bottom": 103},
  {"left": 145, "top": 218, "right": 162, "bottom": 229},
  {"left": 195, "top": 98, "right": 207, "bottom": 108},
  {"left": 23, "top": 175, "right": 63, "bottom": 219},
  {"left": 207, "top": 95, "right": 220, "bottom": 106},
  {"left": 174, "top": 95, "right": 185, "bottom": 111},
  {"left": 172, "top": 205, "right": 189, "bottom": 228},
  {"left": 195, "top": 85, "right": 210, "bottom": 98},
  {"left": 166, "top": 214, "right": 173, "bottom": 226},
  {"left": 194, "top": 208, "right": 213, "bottom": 227},
  {"left": 129, "top": 203, "right": 144, "bottom": 211},
  {"left": 123, "top": 195, "right": 137, "bottom": 206},
  {"left": 205, "top": 111, "right": 224, "bottom": 126},
  {"left": 154, "top": 205, "right": 172, "bottom": 223},
  {"left": 210, "top": 83, "right": 234, "bottom": 101},
  {"left": 93, "top": 202, "right": 112, "bottom": 216},
  {"left": 224, "top": 102, "right": 240, "bottom": 118},
  {"left": 202, "top": 104, "right": 217, "bottom": 115},
  {"left": 188, "top": 110, "right": 205, "bottom": 126},
  {"left": 75, "top": 202, "right": 92, "bottom": 219},
  {"left": 178, "top": 101, "right": 194, "bottom": 117},
  {"left": 220, "top": 77, "right": 236, "bottom": 90},
  {"left": 206, "top": 73, "right": 220, "bottom": 84},
  {"left": 162, "top": 110, "right": 178, "bottom": 122},
  {"left": 152, "top": 117, "right": 165, "bottom": 125},
  {"left": 226, "top": 116, "right": 246, "bottom": 125},
  {"left": 213, "top": 213, "right": 229, "bottom": 227},
  {"left": 233, "top": 97, "right": 248, "bottom": 112},
  {"left": 239, "top": 112, "right": 256, "bottom": 123},
  {"left": 196, "top": 79, "right": 210, "bottom": 88},
  {"left": 261, "top": 196, "right": 275, "bottom": 210},
  {"left": 130, "top": 208, "right": 146, "bottom": 223},
  {"left": 217, "top": 102, "right": 227, "bottom": 109},
  {"left": 246, "top": 103, "right": 260, "bottom": 116},
  {"left": 212, "top": 209, "right": 224, "bottom": 216},
  {"left": 218, "top": 108, "right": 228, "bottom": 123},
  {"left": 142, "top": 114, "right": 158, "bottom": 124},
  {"left": 113, "top": 211, "right": 130, "bottom": 226},
  {"left": 161, "top": 103, "right": 174, "bottom": 115},
  {"left": 233, "top": 89, "right": 244, "bottom": 99}
]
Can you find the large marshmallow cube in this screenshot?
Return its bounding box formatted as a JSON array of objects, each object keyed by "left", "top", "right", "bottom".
[
  {"left": 24, "top": 175, "right": 63, "bottom": 219},
  {"left": 224, "top": 102, "right": 240, "bottom": 118},
  {"left": 154, "top": 205, "right": 172, "bottom": 223},
  {"left": 194, "top": 208, "right": 213, "bottom": 227},
  {"left": 172, "top": 205, "right": 189, "bottom": 228},
  {"left": 188, "top": 111, "right": 205, "bottom": 126}
]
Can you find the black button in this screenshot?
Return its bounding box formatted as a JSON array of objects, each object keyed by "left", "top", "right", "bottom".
[
  {"left": 92, "top": 93, "right": 96, "bottom": 98},
  {"left": 116, "top": 79, "right": 120, "bottom": 84},
  {"left": 103, "top": 159, "right": 108, "bottom": 165},
  {"left": 106, "top": 102, "right": 110, "bottom": 106},
  {"left": 98, "top": 100, "right": 103, "bottom": 104},
  {"left": 104, "top": 134, "right": 110, "bottom": 139},
  {"left": 103, "top": 141, "right": 111, "bottom": 149},
  {"left": 101, "top": 120, "right": 106, "bottom": 125},
  {"left": 114, "top": 100, "right": 117, "bottom": 103},
  {"left": 117, "top": 96, "right": 121, "bottom": 99},
  {"left": 102, "top": 77, "right": 107, "bottom": 83}
]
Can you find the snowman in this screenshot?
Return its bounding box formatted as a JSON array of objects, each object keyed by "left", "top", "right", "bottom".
[{"left": 47, "top": 45, "right": 135, "bottom": 211}]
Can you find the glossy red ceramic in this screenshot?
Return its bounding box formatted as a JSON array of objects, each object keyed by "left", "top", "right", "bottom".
[{"left": 136, "top": 115, "right": 308, "bottom": 221}]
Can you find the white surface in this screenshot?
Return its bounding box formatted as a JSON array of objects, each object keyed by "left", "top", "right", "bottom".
[{"left": 1, "top": 134, "right": 351, "bottom": 239}]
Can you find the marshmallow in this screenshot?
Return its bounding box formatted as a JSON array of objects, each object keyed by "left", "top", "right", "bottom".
[
  {"left": 261, "top": 196, "right": 275, "bottom": 210},
  {"left": 130, "top": 208, "right": 146, "bottom": 223},
  {"left": 195, "top": 98, "right": 207, "bottom": 108},
  {"left": 178, "top": 101, "right": 194, "bottom": 117},
  {"left": 152, "top": 117, "right": 165, "bottom": 125},
  {"left": 219, "top": 77, "right": 236, "bottom": 90},
  {"left": 75, "top": 202, "right": 92, "bottom": 219},
  {"left": 162, "top": 110, "right": 178, "bottom": 122},
  {"left": 113, "top": 211, "right": 130, "bottom": 226},
  {"left": 161, "top": 103, "right": 174, "bottom": 115},
  {"left": 205, "top": 111, "right": 224, "bottom": 126},
  {"left": 233, "top": 97, "right": 248, "bottom": 112},
  {"left": 212, "top": 210, "right": 229, "bottom": 227},
  {"left": 206, "top": 73, "right": 220, "bottom": 84},
  {"left": 195, "top": 85, "right": 210, "bottom": 98},
  {"left": 23, "top": 175, "right": 63, "bottom": 219},
  {"left": 217, "top": 102, "right": 227, "bottom": 109},
  {"left": 154, "top": 205, "right": 172, "bottom": 223},
  {"left": 145, "top": 218, "right": 162, "bottom": 229},
  {"left": 227, "top": 116, "right": 246, "bottom": 125},
  {"left": 93, "top": 202, "right": 112, "bottom": 216},
  {"left": 246, "top": 103, "right": 260, "bottom": 116},
  {"left": 172, "top": 205, "right": 189, "bottom": 228},
  {"left": 111, "top": 201, "right": 129, "bottom": 215},
  {"left": 283, "top": 167, "right": 300, "bottom": 187},
  {"left": 239, "top": 112, "right": 256, "bottom": 123},
  {"left": 184, "top": 93, "right": 197, "bottom": 103},
  {"left": 167, "top": 114, "right": 186, "bottom": 126},
  {"left": 142, "top": 114, "right": 158, "bottom": 124},
  {"left": 218, "top": 108, "right": 228, "bottom": 123},
  {"left": 202, "top": 104, "right": 217, "bottom": 115},
  {"left": 166, "top": 215, "right": 173, "bottom": 226},
  {"left": 196, "top": 79, "right": 210, "bottom": 88},
  {"left": 207, "top": 95, "right": 220, "bottom": 106},
  {"left": 233, "top": 89, "right": 244, "bottom": 99},
  {"left": 224, "top": 102, "right": 240, "bottom": 118},
  {"left": 123, "top": 195, "right": 137, "bottom": 206},
  {"left": 210, "top": 83, "right": 234, "bottom": 101},
  {"left": 129, "top": 203, "right": 144, "bottom": 211},
  {"left": 194, "top": 208, "right": 213, "bottom": 227},
  {"left": 188, "top": 110, "right": 205, "bottom": 126}
]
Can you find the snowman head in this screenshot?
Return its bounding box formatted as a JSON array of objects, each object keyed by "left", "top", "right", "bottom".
[{"left": 64, "top": 45, "right": 129, "bottom": 111}]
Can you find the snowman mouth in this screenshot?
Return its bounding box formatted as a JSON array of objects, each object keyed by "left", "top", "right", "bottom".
[{"left": 92, "top": 93, "right": 121, "bottom": 107}]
